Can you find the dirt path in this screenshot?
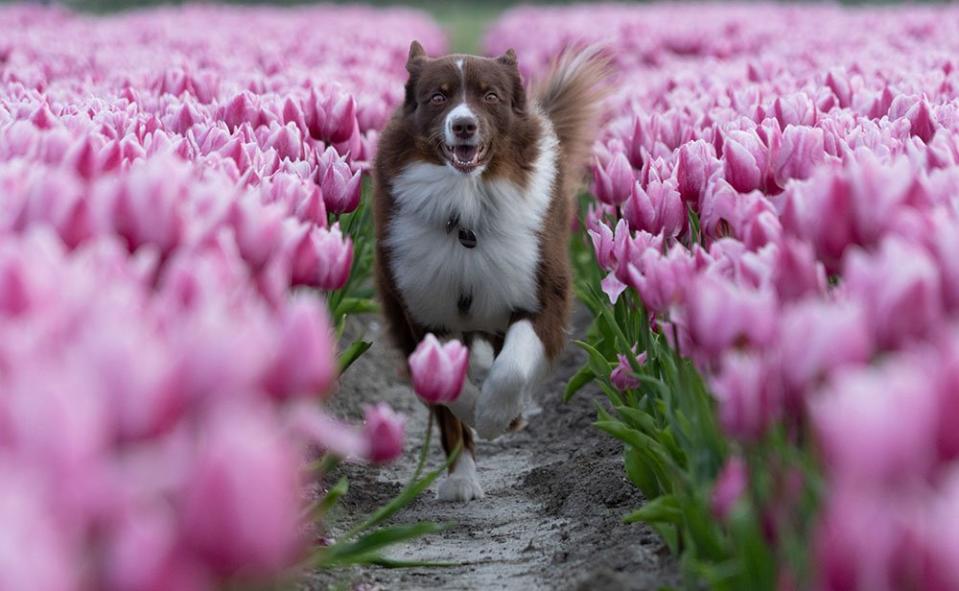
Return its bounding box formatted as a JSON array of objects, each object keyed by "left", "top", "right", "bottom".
[{"left": 308, "top": 309, "right": 679, "bottom": 591}]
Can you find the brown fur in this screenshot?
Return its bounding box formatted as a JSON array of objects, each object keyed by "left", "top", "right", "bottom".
[
  {"left": 532, "top": 45, "right": 612, "bottom": 194},
  {"left": 373, "top": 41, "right": 609, "bottom": 474}
]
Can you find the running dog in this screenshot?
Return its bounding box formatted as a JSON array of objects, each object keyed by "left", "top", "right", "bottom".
[{"left": 373, "top": 41, "right": 608, "bottom": 501}]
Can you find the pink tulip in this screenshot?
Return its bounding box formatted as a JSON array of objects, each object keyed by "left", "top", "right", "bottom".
[
  {"left": 773, "top": 93, "right": 817, "bottom": 128},
  {"left": 723, "top": 131, "right": 764, "bottom": 193},
  {"left": 711, "top": 352, "right": 782, "bottom": 441},
  {"left": 290, "top": 403, "right": 370, "bottom": 459},
  {"left": 262, "top": 296, "right": 336, "bottom": 400},
  {"left": 408, "top": 334, "right": 469, "bottom": 404},
  {"left": 684, "top": 274, "right": 778, "bottom": 361},
  {"left": 592, "top": 152, "right": 634, "bottom": 205},
  {"left": 181, "top": 405, "right": 302, "bottom": 577},
  {"left": 228, "top": 198, "right": 286, "bottom": 270},
  {"left": 812, "top": 355, "right": 938, "bottom": 488},
  {"left": 308, "top": 88, "right": 357, "bottom": 144},
  {"left": 626, "top": 245, "right": 694, "bottom": 315},
  {"left": 610, "top": 350, "right": 648, "bottom": 391},
  {"left": 363, "top": 403, "right": 406, "bottom": 464},
  {"left": 313, "top": 223, "right": 353, "bottom": 290},
  {"left": 776, "top": 299, "right": 872, "bottom": 403},
  {"left": 622, "top": 179, "right": 686, "bottom": 239},
  {"left": 587, "top": 220, "right": 616, "bottom": 270},
  {"left": 612, "top": 227, "right": 663, "bottom": 286},
  {"left": 770, "top": 239, "right": 826, "bottom": 302},
  {"left": 711, "top": 456, "right": 747, "bottom": 521},
  {"left": 813, "top": 490, "right": 902, "bottom": 591},
  {"left": 676, "top": 139, "right": 719, "bottom": 205},
  {"left": 844, "top": 237, "right": 943, "bottom": 350},
  {"left": 317, "top": 147, "right": 362, "bottom": 214},
  {"left": 287, "top": 222, "right": 353, "bottom": 290},
  {"left": 771, "top": 125, "right": 825, "bottom": 188}
]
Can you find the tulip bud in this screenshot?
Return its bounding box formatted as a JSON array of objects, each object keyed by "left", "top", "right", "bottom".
[
  {"left": 363, "top": 403, "right": 406, "bottom": 464},
  {"left": 408, "top": 334, "right": 469, "bottom": 404},
  {"left": 610, "top": 351, "right": 648, "bottom": 391}
]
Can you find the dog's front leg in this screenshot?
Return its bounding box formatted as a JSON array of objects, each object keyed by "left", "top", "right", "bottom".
[{"left": 474, "top": 319, "right": 550, "bottom": 440}]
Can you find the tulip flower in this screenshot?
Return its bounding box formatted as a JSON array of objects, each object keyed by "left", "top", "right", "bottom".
[
  {"left": 676, "top": 139, "right": 719, "bottom": 205},
  {"left": 263, "top": 296, "right": 336, "bottom": 400},
  {"left": 685, "top": 274, "right": 778, "bottom": 361},
  {"left": 318, "top": 147, "right": 362, "bottom": 214},
  {"left": 711, "top": 352, "right": 782, "bottom": 441},
  {"left": 610, "top": 350, "right": 648, "bottom": 391},
  {"left": 408, "top": 334, "right": 469, "bottom": 404},
  {"left": 592, "top": 152, "right": 635, "bottom": 205},
  {"left": 622, "top": 179, "right": 686, "bottom": 239},
  {"left": 286, "top": 222, "right": 353, "bottom": 290},
  {"left": 711, "top": 456, "right": 747, "bottom": 521},
  {"left": 844, "top": 237, "right": 943, "bottom": 349},
  {"left": 723, "top": 131, "right": 765, "bottom": 193},
  {"left": 363, "top": 403, "right": 406, "bottom": 464},
  {"left": 181, "top": 406, "right": 302, "bottom": 576}
]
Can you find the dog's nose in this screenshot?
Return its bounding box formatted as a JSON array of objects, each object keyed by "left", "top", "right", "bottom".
[{"left": 451, "top": 116, "right": 477, "bottom": 139}]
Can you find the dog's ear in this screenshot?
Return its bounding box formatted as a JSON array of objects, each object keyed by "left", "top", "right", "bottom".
[
  {"left": 496, "top": 48, "right": 517, "bottom": 67},
  {"left": 406, "top": 40, "right": 427, "bottom": 73},
  {"left": 497, "top": 49, "right": 526, "bottom": 116},
  {"left": 404, "top": 41, "right": 428, "bottom": 112}
]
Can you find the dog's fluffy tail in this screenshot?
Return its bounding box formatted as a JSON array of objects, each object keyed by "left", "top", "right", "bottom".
[{"left": 532, "top": 45, "right": 612, "bottom": 192}]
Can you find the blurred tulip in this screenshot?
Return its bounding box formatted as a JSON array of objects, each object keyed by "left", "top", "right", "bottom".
[
  {"left": 711, "top": 352, "right": 782, "bottom": 441},
  {"left": 363, "top": 403, "right": 406, "bottom": 464},
  {"left": 711, "top": 456, "right": 747, "bottom": 521}
]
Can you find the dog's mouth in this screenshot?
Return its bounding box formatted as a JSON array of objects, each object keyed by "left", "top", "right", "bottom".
[{"left": 441, "top": 143, "right": 489, "bottom": 174}]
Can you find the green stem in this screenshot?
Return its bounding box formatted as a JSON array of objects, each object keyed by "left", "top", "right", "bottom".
[{"left": 411, "top": 410, "right": 434, "bottom": 483}]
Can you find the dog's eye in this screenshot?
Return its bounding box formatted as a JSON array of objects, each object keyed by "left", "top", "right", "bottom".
[
  {"left": 430, "top": 93, "right": 447, "bottom": 106},
  {"left": 484, "top": 92, "right": 500, "bottom": 104}
]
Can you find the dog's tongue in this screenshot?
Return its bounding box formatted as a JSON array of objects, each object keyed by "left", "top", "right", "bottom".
[{"left": 454, "top": 145, "right": 478, "bottom": 163}]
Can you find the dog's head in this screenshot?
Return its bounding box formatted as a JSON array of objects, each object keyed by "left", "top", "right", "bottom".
[{"left": 402, "top": 41, "right": 527, "bottom": 175}]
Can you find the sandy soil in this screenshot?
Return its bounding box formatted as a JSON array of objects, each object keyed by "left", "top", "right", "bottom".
[{"left": 306, "top": 309, "right": 679, "bottom": 591}]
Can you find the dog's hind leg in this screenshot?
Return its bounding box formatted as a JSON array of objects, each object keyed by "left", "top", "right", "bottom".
[{"left": 433, "top": 405, "right": 484, "bottom": 502}]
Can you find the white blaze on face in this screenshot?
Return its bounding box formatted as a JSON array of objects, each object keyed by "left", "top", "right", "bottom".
[{"left": 444, "top": 57, "right": 478, "bottom": 147}]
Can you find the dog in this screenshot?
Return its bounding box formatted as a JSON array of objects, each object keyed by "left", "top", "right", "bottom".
[{"left": 373, "top": 41, "right": 608, "bottom": 501}]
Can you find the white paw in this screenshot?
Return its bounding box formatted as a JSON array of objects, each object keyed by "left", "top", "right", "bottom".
[
  {"left": 443, "top": 377, "right": 480, "bottom": 427},
  {"left": 474, "top": 320, "right": 547, "bottom": 440},
  {"left": 475, "top": 359, "right": 526, "bottom": 440},
  {"left": 437, "top": 474, "right": 485, "bottom": 502},
  {"left": 436, "top": 455, "right": 484, "bottom": 502}
]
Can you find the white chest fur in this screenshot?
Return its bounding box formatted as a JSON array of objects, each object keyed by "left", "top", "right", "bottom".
[{"left": 386, "top": 128, "right": 558, "bottom": 335}]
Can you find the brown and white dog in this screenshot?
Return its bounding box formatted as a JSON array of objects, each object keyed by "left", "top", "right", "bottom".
[{"left": 373, "top": 41, "right": 608, "bottom": 501}]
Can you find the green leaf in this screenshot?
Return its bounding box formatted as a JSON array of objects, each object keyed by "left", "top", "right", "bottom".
[
  {"left": 314, "top": 522, "right": 447, "bottom": 567},
  {"left": 614, "top": 405, "right": 658, "bottom": 434},
  {"left": 563, "top": 364, "right": 595, "bottom": 402},
  {"left": 623, "top": 495, "right": 683, "bottom": 524},
  {"left": 333, "top": 297, "right": 380, "bottom": 318},
  {"left": 624, "top": 446, "right": 661, "bottom": 498},
  {"left": 362, "top": 555, "right": 459, "bottom": 568},
  {"left": 337, "top": 339, "right": 372, "bottom": 376},
  {"left": 574, "top": 340, "right": 614, "bottom": 381},
  {"left": 313, "top": 476, "right": 349, "bottom": 519},
  {"left": 346, "top": 446, "right": 459, "bottom": 538}
]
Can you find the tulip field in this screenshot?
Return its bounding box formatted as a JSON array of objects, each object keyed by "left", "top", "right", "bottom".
[
  {"left": 3, "top": 1, "right": 959, "bottom": 590},
  {"left": 489, "top": 3, "right": 959, "bottom": 590},
  {"left": 0, "top": 4, "right": 446, "bottom": 590}
]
